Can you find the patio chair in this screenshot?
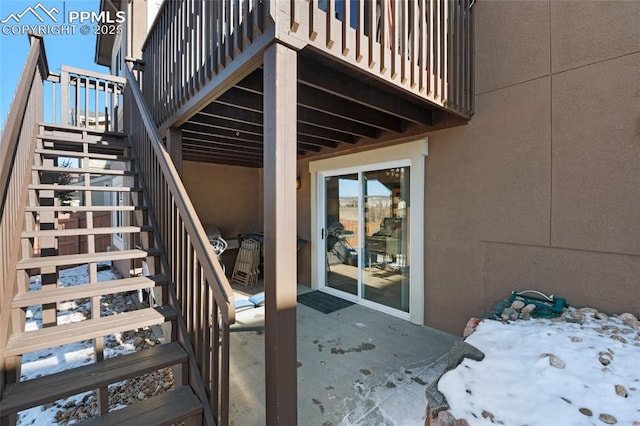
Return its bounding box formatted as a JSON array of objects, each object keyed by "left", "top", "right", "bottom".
[{"left": 231, "top": 238, "right": 261, "bottom": 288}]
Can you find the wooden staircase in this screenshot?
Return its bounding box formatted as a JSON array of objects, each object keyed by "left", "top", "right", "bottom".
[{"left": 0, "top": 125, "right": 204, "bottom": 425}]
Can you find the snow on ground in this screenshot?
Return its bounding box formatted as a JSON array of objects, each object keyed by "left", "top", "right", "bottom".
[
  {"left": 438, "top": 310, "right": 640, "bottom": 425},
  {"left": 17, "top": 264, "right": 147, "bottom": 426},
  {"left": 335, "top": 355, "right": 449, "bottom": 425}
]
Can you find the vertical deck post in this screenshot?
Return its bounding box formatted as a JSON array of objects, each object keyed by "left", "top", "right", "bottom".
[
  {"left": 166, "top": 127, "right": 183, "bottom": 175},
  {"left": 263, "top": 41, "right": 298, "bottom": 425}
]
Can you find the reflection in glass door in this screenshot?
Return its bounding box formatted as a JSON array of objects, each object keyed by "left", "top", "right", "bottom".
[
  {"left": 362, "top": 167, "right": 410, "bottom": 312},
  {"left": 324, "top": 174, "right": 359, "bottom": 296},
  {"left": 322, "top": 164, "right": 410, "bottom": 313}
]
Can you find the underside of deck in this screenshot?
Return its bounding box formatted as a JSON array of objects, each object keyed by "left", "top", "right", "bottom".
[{"left": 177, "top": 50, "right": 468, "bottom": 168}]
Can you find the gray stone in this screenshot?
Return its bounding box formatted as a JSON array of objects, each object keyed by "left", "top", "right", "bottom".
[
  {"left": 489, "top": 299, "right": 511, "bottom": 318},
  {"left": 619, "top": 313, "right": 638, "bottom": 322},
  {"left": 481, "top": 410, "right": 495, "bottom": 422},
  {"left": 510, "top": 300, "right": 525, "bottom": 310},
  {"left": 541, "top": 353, "right": 565, "bottom": 369},
  {"left": 595, "top": 312, "right": 609, "bottom": 320},
  {"left": 425, "top": 381, "right": 450, "bottom": 418},
  {"left": 428, "top": 409, "right": 456, "bottom": 426},
  {"left": 610, "top": 335, "right": 628, "bottom": 344},
  {"left": 566, "top": 312, "right": 585, "bottom": 324},
  {"left": 579, "top": 407, "right": 592, "bottom": 417},
  {"left": 502, "top": 307, "right": 518, "bottom": 321},
  {"left": 520, "top": 312, "right": 531, "bottom": 321},
  {"left": 521, "top": 303, "right": 536, "bottom": 314},
  {"left": 447, "top": 341, "right": 485, "bottom": 371},
  {"left": 614, "top": 384, "right": 628, "bottom": 397},
  {"left": 599, "top": 413, "right": 617, "bottom": 424}
]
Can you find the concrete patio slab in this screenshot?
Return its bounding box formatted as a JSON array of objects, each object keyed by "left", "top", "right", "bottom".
[{"left": 229, "top": 286, "right": 460, "bottom": 425}]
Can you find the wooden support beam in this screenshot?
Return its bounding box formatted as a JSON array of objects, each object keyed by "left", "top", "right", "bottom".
[
  {"left": 199, "top": 103, "right": 263, "bottom": 125},
  {"left": 188, "top": 113, "right": 263, "bottom": 136},
  {"left": 298, "top": 85, "right": 404, "bottom": 132},
  {"left": 181, "top": 129, "right": 262, "bottom": 148},
  {"left": 298, "top": 60, "right": 436, "bottom": 126},
  {"left": 297, "top": 106, "right": 379, "bottom": 139},
  {"left": 182, "top": 136, "right": 263, "bottom": 153},
  {"left": 180, "top": 122, "right": 263, "bottom": 144},
  {"left": 215, "top": 88, "right": 263, "bottom": 113},
  {"left": 263, "top": 42, "right": 298, "bottom": 425},
  {"left": 234, "top": 70, "right": 263, "bottom": 95},
  {"left": 188, "top": 110, "right": 356, "bottom": 148},
  {"left": 182, "top": 144, "right": 263, "bottom": 160}
]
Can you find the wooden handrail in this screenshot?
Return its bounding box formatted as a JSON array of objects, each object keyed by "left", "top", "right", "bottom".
[
  {"left": 124, "top": 65, "right": 235, "bottom": 425},
  {"left": 124, "top": 67, "right": 235, "bottom": 322},
  {"left": 0, "top": 34, "right": 45, "bottom": 211},
  {"left": 0, "top": 32, "right": 47, "bottom": 396}
]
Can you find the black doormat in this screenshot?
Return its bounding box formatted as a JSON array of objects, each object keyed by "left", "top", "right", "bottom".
[{"left": 297, "top": 291, "right": 354, "bottom": 314}]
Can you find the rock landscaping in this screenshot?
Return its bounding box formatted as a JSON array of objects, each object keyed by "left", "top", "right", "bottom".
[{"left": 426, "top": 301, "right": 640, "bottom": 426}]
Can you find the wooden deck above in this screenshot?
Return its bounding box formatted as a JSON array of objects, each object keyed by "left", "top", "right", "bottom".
[{"left": 141, "top": 0, "right": 474, "bottom": 167}]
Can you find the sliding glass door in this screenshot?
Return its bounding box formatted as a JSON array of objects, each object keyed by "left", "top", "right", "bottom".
[
  {"left": 324, "top": 173, "right": 359, "bottom": 296},
  {"left": 362, "top": 167, "right": 410, "bottom": 312},
  {"left": 321, "top": 162, "right": 410, "bottom": 314}
]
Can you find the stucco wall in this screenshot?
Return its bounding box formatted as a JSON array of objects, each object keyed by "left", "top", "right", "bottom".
[
  {"left": 425, "top": 0, "right": 640, "bottom": 334},
  {"left": 182, "top": 161, "right": 262, "bottom": 271}
]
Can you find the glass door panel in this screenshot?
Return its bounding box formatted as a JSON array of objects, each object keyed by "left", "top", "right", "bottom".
[
  {"left": 324, "top": 174, "right": 359, "bottom": 295},
  {"left": 362, "top": 167, "right": 410, "bottom": 312}
]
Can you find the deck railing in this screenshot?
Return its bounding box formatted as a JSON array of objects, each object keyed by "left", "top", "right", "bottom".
[
  {"left": 141, "top": 0, "right": 270, "bottom": 127},
  {"left": 124, "top": 65, "right": 236, "bottom": 426},
  {"left": 287, "top": 0, "right": 474, "bottom": 117},
  {"left": 141, "top": 0, "right": 473, "bottom": 130},
  {"left": 0, "top": 34, "right": 46, "bottom": 395},
  {"left": 45, "top": 66, "right": 125, "bottom": 132}
]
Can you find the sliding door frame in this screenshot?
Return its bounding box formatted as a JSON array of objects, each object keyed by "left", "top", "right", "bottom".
[{"left": 309, "top": 139, "right": 428, "bottom": 324}]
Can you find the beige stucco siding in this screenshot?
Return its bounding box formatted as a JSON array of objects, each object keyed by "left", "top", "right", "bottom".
[{"left": 424, "top": 0, "right": 640, "bottom": 334}]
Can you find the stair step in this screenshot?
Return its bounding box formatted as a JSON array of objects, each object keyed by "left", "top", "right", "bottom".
[
  {"left": 12, "top": 275, "right": 167, "bottom": 308},
  {"left": 39, "top": 122, "right": 126, "bottom": 138},
  {"left": 16, "top": 248, "right": 160, "bottom": 270},
  {"left": 25, "top": 205, "right": 147, "bottom": 213},
  {"left": 5, "top": 306, "right": 177, "bottom": 357},
  {"left": 35, "top": 148, "right": 134, "bottom": 162},
  {"left": 37, "top": 134, "right": 129, "bottom": 147},
  {"left": 29, "top": 184, "right": 141, "bottom": 192},
  {"left": 32, "top": 165, "right": 137, "bottom": 176},
  {"left": 0, "top": 342, "right": 187, "bottom": 416},
  {"left": 22, "top": 225, "right": 152, "bottom": 239},
  {"left": 79, "top": 386, "right": 202, "bottom": 426}
]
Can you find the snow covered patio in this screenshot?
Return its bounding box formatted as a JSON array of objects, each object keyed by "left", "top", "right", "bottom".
[{"left": 229, "top": 285, "right": 460, "bottom": 425}]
